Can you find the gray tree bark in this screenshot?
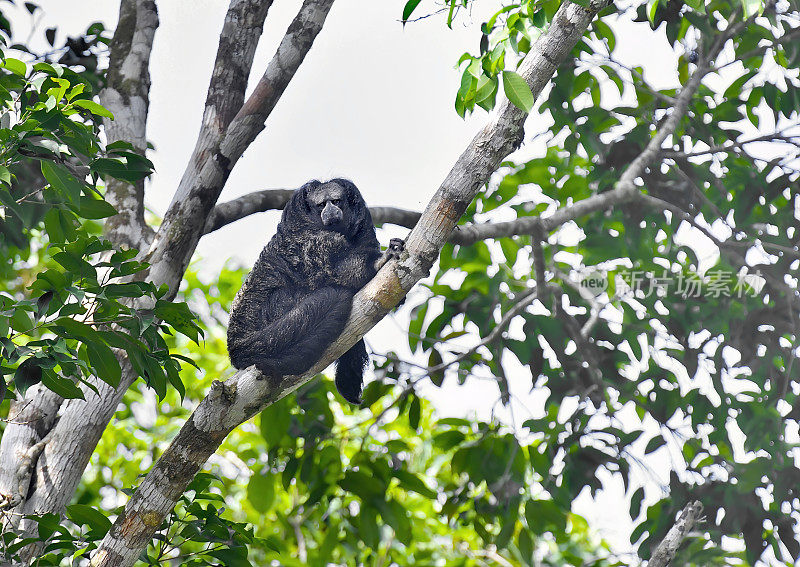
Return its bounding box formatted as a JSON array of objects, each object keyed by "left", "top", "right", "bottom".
[{"left": 648, "top": 501, "right": 704, "bottom": 567}]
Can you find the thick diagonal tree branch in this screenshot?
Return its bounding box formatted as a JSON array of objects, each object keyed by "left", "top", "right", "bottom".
[{"left": 89, "top": 2, "right": 607, "bottom": 565}]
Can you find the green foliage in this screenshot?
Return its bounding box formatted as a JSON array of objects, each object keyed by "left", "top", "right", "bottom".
[
  {"left": 398, "top": 0, "right": 799, "bottom": 564},
  {"left": 0, "top": 52, "right": 201, "bottom": 405},
  {"left": 0, "top": 505, "right": 110, "bottom": 565}
]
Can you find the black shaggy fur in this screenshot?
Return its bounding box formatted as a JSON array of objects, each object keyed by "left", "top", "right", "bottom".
[{"left": 227, "top": 178, "right": 392, "bottom": 404}]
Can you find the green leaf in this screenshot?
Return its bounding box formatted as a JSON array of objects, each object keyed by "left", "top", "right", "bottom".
[
  {"left": 247, "top": 470, "right": 275, "bottom": 513},
  {"left": 103, "top": 282, "right": 148, "bottom": 299},
  {"left": 207, "top": 549, "right": 251, "bottom": 567},
  {"left": 154, "top": 300, "right": 202, "bottom": 343},
  {"left": 525, "top": 499, "right": 566, "bottom": 531},
  {"left": 41, "top": 161, "right": 84, "bottom": 204},
  {"left": 66, "top": 83, "right": 85, "bottom": 102},
  {"left": 531, "top": 9, "right": 546, "bottom": 29},
  {"left": 428, "top": 348, "right": 444, "bottom": 386},
  {"left": 71, "top": 99, "right": 114, "bottom": 119},
  {"left": 0, "top": 164, "right": 10, "bottom": 185},
  {"left": 647, "top": 0, "right": 659, "bottom": 24},
  {"left": 723, "top": 70, "right": 756, "bottom": 100},
  {"left": 393, "top": 469, "right": 436, "bottom": 498},
  {"left": 359, "top": 508, "right": 380, "bottom": 549},
  {"left": 91, "top": 157, "right": 151, "bottom": 184},
  {"left": 339, "top": 470, "right": 385, "bottom": 498},
  {"left": 10, "top": 308, "right": 32, "bottom": 333},
  {"left": 260, "top": 400, "right": 291, "bottom": 447},
  {"left": 402, "top": 0, "right": 422, "bottom": 21},
  {"left": 644, "top": 435, "right": 666, "bottom": 454},
  {"left": 31, "top": 513, "right": 61, "bottom": 540},
  {"left": 43, "top": 208, "right": 65, "bottom": 243},
  {"left": 741, "top": 0, "right": 763, "bottom": 17},
  {"left": 594, "top": 20, "right": 616, "bottom": 51},
  {"left": 2, "top": 58, "right": 27, "bottom": 76},
  {"left": 409, "top": 395, "right": 421, "bottom": 430},
  {"left": 630, "top": 486, "right": 645, "bottom": 519},
  {"left": 47, "top": 77, "right": 70, "bottom": 103},
  {"left": 86, "top": 342, "right": 121, "bottom": 388},
  {"left": 408, "top": 302, "right": 428, "bottom": 352},
  {"left": 628, "top": 336, "right": 643, "bottom": 361},
  {"left": 76, "top": 196, "right": 117, "bottom": 219},
  {"left": 53, "top": 317, "right": 100, "bottom": 342},
  {"left": 14, "top": 358, "right": 43, "bottom": 394},
  {"left": 43, "top": 208, "right": 77, "bottom": 244},
  {"left": 41, "top": 368, "right": 83, "bottom": 399},
  {"left": 502, "top": 71, "right": 534, "bottom": 113},
  {"left": 66, "top": 504, "right": 112, "bottom": 534},
  {"left": 678, "top": 56, "right": 689, "bottom": 85}
]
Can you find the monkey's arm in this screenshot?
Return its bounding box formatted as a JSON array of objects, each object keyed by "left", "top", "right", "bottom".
[{"left": 332, "top": 238, "right": 404, "bottom": 289}]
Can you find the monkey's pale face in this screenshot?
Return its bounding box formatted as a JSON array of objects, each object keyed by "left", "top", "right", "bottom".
[{"left": 306, "top": 182, "right": 351, "bottom": 231}]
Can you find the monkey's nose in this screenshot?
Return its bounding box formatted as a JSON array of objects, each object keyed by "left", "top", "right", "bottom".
[{"left": 321, "top": 202, "right": 343, "bottom": 225}]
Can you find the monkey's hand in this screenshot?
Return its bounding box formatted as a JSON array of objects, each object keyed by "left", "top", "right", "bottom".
[
  {"left": 388, "top": 238, "right": 404, "bottom": 258},
  {"left": 374, "top": 238, "right": 405, "bottom": 271}
]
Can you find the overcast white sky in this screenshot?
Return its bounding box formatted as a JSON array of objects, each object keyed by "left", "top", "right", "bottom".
[{"left": 8, "top": 0, "right": 693, "bottom": 556}]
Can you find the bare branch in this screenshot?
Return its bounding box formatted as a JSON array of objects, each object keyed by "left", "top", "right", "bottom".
[
  {"left": 370, "top": 206, "right": 423, "bottom": 228},
  {"left": 647, "top": 501, "right": 704, "bottom": 567},
  {"left": 446, "top": 190, "right": 632, "bottom": 245},
  {"left": 202, "top": 188, "right": 423, "bottom": 234},
  {"left": 428, "top": 287, "right": 539, "bottom": 375},
  {"left": 99, "top": 0, "right": 159, "bottom": 250},
  {"left": 90, "top": 3, "right": 608, "bottom": 565},
  {"left": 203, "top": 0, "right": 274, "bottom": 135},
  {"left": 180, "top": 0, "right": 277, "bottom": 237},
  {"left": 203, "top": 188, "right": 294, "bottom": 233},
  {"left": 182, "top": 0, "right": 274, "bottom": 209},
  {"left": 661, "top": 127, "right": 800, "bottom": 159}
]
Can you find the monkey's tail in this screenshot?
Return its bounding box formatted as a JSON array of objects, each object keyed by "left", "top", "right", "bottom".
[{"left": 335, "top": 339, "right": 369, "bottom": 405}]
